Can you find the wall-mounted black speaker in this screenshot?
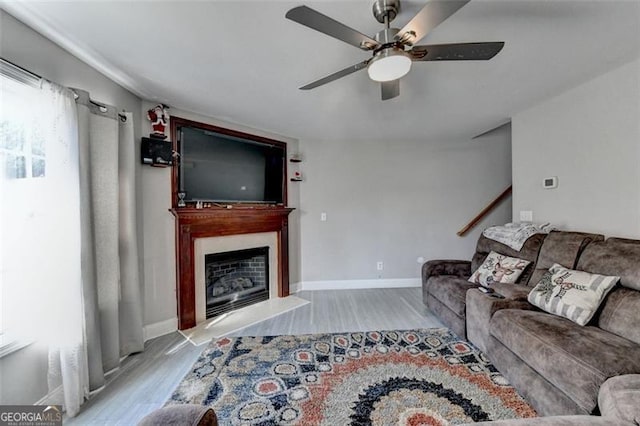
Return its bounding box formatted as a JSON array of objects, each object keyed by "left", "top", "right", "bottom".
[{"left": 141, "top": 137, "right": 173, "bottom": 166}]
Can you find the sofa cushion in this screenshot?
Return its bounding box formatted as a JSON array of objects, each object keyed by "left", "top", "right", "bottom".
[
  {"left": 466, "top": 288, "right": 535, "bottom": 353},
  {"left": 472, "top": 234, "right": 545, "bottom": 285},
  {"left": 427, "top": 275, "right": 478, "bottom": 317},
  {"left": 576, "top": 238, "right": 640, "bottom": 291},
  {"left": 469, "top": 251, "right": 531, "bottom": 287},
  {"left": 490, "top": 309, "right": 640, "bottom": 413},
  {"left": 528, "top": 231, "right": 604, "bottom": 287},
  {"left": 527, "top": 264, "right": 619, "bottom": 326},
  {"left": 597, "top": 287, "right": 640, "bottom": 345},
  {"left": 575, "top": 238, "right": 640, "bottom": 344}
]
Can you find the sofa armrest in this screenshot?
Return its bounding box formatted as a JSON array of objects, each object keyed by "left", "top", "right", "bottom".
[
  {"left": 422, "top": 260, "right": 472, "bottom": 282},
  {"left": 598, "top": 374, "right": 640, "bottom": 425},
  {"left": 138, "top": 405, "right": 218, "bottom": 426},
  {"left": 463, "top": 416, "right": 632, "bottom": 426}
]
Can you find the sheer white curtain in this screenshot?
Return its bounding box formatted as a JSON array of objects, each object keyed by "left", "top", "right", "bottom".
[
  {"left": 41, "top": 82, "right": 88, "bottom": 417},
  {"left": 1, "top": 74, "right": 143, "bottom": 417},
  {"left": 0, "top": 78, "right": 88, "bottom": 415}
]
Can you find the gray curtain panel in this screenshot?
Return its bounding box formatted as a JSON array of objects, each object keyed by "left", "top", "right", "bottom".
[
  {"left": 117, "top": 111, "right": 144, "bottom": 356},
  {"left": 74, "top": 90, "right": 143, "bottom": 392}
]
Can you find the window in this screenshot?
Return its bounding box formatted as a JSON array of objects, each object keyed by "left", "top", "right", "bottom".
[
  {"left": 0, "top": 70, "right": 46, "bottom": 355},
  {"left": 0, "top": 69, "right": 45, "bottom": 179}
]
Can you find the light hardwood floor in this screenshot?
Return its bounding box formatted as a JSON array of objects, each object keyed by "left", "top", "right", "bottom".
[{"left": 66, "top": 287, "right": 443, "bottom": 425}]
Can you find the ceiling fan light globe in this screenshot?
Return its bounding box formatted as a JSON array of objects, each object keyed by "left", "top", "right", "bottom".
[{"left": 367, "top": 50, "right": 412, "bottom": 82}]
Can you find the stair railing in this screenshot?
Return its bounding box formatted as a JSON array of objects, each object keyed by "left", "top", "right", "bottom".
[{"left": 457, "top": 185, "right": 512, "bottom": 237}]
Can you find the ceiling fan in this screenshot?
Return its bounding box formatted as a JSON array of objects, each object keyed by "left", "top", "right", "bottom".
[{"left": 285, "top": 0, "right": 504, "bottom": 100}]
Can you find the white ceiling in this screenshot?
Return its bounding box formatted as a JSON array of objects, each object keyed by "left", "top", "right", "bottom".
[{"left": 4, "top": 0, "right": 640, "bottom": 142}]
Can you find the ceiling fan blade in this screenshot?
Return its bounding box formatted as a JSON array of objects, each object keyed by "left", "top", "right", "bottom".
[
  {"left": 300, "top": 60, "right": 370, "bottom": 90},
  {"left": 286, "top": 6, "right": 379, "bottom": 51},
  {"left": 381, "top": 80, "right": 400, "bottom": 101},
  {"left": 396, "top": 0, "right": 470, "bottom": 46},
  {"left": 410, "top": 42, "right": 504, "bottom": 61}
]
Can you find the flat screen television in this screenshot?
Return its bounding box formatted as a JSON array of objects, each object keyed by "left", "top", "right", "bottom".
[{"left": 177, "top": 126, "right": 286, "bottom": 204}]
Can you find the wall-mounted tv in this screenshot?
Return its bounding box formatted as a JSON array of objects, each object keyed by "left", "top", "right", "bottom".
[{"left": 177, "top": 125, "right": 286, "bottom": 204}]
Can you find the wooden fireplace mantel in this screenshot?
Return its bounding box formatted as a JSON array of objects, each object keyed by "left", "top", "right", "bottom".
[{"left": 171, "top": 206, "right": 294, "bottom": 330}]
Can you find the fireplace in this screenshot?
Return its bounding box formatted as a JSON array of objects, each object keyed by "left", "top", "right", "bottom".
[
  {"left": 171, "top": 207, "right": 293, "bottom": 330},
  {"left": 205, "top": 247, "right": 269, "bottom": 318}
]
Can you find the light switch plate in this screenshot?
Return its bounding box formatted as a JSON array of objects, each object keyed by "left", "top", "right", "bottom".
[{"left": 520, "top": 210, "right": 533, "bottom": 222}]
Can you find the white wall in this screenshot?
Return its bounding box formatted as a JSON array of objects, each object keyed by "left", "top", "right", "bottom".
[
  {"left": 298, "top": 125, "right": 513, "bottom": 284},
  {"left": 139, "top": 102, "right": 301, "bottom": 329},
  {"left": 512, "top": 59, "right": 640, "bottom": 238},
  {"left": 0, "top": 10, "right": 143, "bottom": 405}
]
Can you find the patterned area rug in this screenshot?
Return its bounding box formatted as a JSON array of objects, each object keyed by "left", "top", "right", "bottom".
[{"left": 168, "top": 328, "right": 536, "bottom": 425}]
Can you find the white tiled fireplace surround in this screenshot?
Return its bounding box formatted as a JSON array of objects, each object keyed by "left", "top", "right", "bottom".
[{"left": 182, "top": 232, "right": 308, "bottom": 344}]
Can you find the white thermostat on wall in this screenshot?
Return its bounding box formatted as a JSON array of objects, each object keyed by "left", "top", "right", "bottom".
[{"left": 542, "top": 176, "right": 558, "bottom": 189}]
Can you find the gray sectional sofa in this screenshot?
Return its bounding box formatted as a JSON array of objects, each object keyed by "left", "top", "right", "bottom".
[
  {"left": 422, "top": 231, "right": 598, "bottom": 339},
  {"left": 422, "top": 231, "right": 640, "bottom": 419}
]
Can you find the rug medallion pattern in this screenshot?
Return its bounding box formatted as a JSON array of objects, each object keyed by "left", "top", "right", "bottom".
[{"left": 168, "top": 328, "right": 536, "bottom": 425}]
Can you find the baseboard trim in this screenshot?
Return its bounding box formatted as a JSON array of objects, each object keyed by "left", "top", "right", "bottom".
[
  {"left": 143, "top": 317, "right": 178, "bottom": 342},
  {"left": 297, "top": 278, "right": 421, "bottom": 291}
]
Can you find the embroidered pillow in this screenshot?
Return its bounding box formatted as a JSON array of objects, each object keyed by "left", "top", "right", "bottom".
[
  {"left": 468, "top": 251, "right": 531, "bottom": 287},
  {"left": 528, "top": 264, "right": 619, "bottom": 326}
]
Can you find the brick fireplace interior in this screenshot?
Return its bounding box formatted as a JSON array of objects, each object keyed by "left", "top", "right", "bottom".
[{"left": 205, "top": 246, "right": 270, "bottom": 318}]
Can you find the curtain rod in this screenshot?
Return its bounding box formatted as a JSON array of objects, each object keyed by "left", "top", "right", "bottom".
[
  {"left": 88, "top": 99, "right": 128, "bottom": 123},
  {"left": 1, "top": 57, "right": 128, "bottom": 122},
  {"left": 0, "top": 57, "right": 42, "bottom": 87}
]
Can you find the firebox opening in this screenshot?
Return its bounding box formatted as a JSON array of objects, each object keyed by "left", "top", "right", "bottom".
[{"left": 205, "top": 246, "right": 269, "bottom": 318}]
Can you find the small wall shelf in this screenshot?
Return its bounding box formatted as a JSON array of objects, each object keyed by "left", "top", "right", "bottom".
[{"left": 289, "top": 154, "right": 302, "bottom": 182}]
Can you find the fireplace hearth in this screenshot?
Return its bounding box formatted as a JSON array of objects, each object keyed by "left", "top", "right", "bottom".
[{"left": 205, "top": 246, "right": 269, "bottom": 318}]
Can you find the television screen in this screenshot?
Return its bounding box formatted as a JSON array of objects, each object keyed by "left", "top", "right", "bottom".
[{"left": 178, "top": 126, "right": 285, "bottom": 203}]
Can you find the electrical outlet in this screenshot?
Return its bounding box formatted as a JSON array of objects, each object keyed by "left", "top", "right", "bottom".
[
  {"left": 320, "top": 212, "right": 327, "bottom": 221},
  {"left": 376, "top": 261, "right": 384, "bottom": 271},
  {"left": 417, "top": 256, "right": 425, "bottom": 264}
]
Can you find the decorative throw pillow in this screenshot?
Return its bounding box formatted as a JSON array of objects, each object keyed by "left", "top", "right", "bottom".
[
  {"left": 528, "top": 264, "right": 619, "bottom": 326},
  {"left": 468, "top": 251, "right": 531, "bottom": 287}
]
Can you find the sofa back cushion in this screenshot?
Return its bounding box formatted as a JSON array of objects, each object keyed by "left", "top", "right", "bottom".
[
  {"left": 576, "top": 238, "right": 640, "bottom": 291},
  {"left": 528, "top": 231, "right": 605, "bottom": 287},
  {"left": 472, "top": 233, "right": 545, "bottom": 285},
  {"left": 576, "top": 237, "right": 640, "bottom": 344},
  {"left": 597, "top": 288, "right": 640, "bottom": 345}
]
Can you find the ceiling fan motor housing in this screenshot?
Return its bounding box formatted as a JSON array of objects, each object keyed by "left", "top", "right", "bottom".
[
  {"left": 374, "top": 27, "right": 401, "bottom": 45},
  {"left": 371, "top": 17, "right": 410, "bottom": 82},
  {"left": 372, "top": 0, "right": 400, "bottom": 24}
]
